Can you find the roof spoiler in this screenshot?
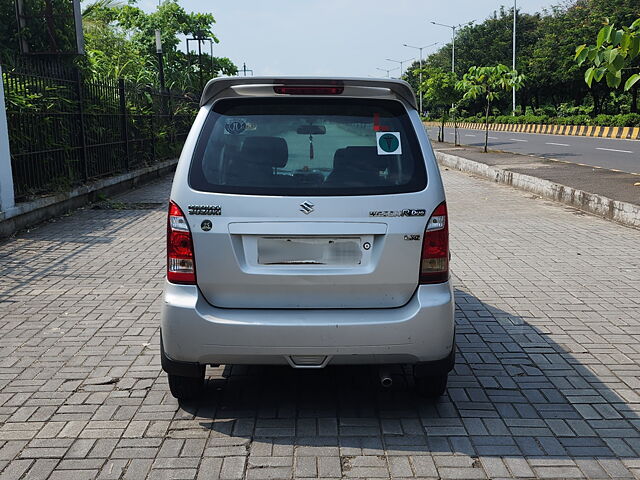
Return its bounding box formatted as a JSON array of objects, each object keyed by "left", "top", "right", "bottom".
[{"left": 199, "top": 77, "right": 418, "bottom": 110}]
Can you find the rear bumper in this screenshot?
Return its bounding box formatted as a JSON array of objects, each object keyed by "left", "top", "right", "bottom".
[{"left": 160, "top": 280, "right": 455, "bottom": 367}]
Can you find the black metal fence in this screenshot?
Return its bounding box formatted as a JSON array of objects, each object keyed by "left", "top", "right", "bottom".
[{"left": 1, "top": 58, "right": 198, "bottom": 201}]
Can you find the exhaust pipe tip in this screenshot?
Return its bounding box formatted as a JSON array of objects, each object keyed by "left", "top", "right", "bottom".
[{"left": 379, "top": 368, "right": 393, "bottom": 388}]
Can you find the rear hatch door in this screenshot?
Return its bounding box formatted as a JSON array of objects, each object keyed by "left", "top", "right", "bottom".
[{"left": 186, "top": 96, "right": 431, "bottom": 309}]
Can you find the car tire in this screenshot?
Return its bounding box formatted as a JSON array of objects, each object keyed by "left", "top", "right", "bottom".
[
  {"left": 414, "top": 373, "right": 448, "bottom": 397},
  {"left": 168, "top": 373, "right": 204, "bottom": 401}
]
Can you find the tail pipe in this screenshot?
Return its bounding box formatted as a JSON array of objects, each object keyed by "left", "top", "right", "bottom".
[{"left": 379, "top": 367, "right": 393, "bottom": 388}]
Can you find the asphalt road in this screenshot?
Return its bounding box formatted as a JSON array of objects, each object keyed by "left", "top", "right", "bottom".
[{"left": 426, "top": 125, "right": 640, "bottom": 174}]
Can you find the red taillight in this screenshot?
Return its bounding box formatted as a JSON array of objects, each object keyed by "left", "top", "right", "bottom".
[
  {"left": 273, "top": 80, "right": 344, "bottom": 95},
  {"left": 420, "top": 202, "right": 449, "bottom": 284},
  {"left": 167, "top": 201, "right": 196, "bottom": 284}
]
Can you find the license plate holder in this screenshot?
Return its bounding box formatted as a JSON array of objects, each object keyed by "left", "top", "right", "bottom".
[{"left": 257, "top": 237, "right": 363, "bottom": 266}]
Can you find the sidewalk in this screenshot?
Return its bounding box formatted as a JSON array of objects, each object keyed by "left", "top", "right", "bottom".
[
  {"left": 1, "top": 167, "right": 640, "bottom": 479},
  {"left": 433, "top": 142, "right": 640, "bottom": 228}
]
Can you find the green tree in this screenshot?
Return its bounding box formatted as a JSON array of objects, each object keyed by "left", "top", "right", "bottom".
[
  {"left": 0, "top": 0, "right": 19, "bottom": 63},
  {"left": 417, "top": 9, "right": 539, "bottom": 113},
  {"left": 82, "top": 0, "right": 237, "bottom": 90},
  {"left": 405, "top": 0, "right": 640, "bottom": 116},
  {"left": 524, "top": 4, "right": 591, "bottom": 113},
  {"left": 0, "top": 0, "right": 236, "bottom": 93},
  {"left": 420, "top": 67, "right": 460, "bottom": 142},
  {"left": 0, "top": 0, "right": 81, "bottom": 62},
  {"left": 576, "top": 17, "right": 640, "bottom": 110},
  {"left": 457, "top": 65, "right": 525, "bottom": 152},
  {"left": 402, "top": 60, "right": 422, "bottom": 99}
]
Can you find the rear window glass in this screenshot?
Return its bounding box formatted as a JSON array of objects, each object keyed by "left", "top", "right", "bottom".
[{"left": 189, "top": 98, "right": 426, "bottom": 196}]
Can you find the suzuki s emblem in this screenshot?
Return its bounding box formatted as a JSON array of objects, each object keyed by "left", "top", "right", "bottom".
[{"left": 300, "top": 201, "right": 314, "bottom": 214}]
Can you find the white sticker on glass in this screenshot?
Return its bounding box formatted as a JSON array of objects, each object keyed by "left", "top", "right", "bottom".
[{"left": 376, "top": 131, "right": 402, "bottom": 155}]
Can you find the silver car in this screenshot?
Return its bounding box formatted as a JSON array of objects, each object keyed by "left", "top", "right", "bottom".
[{"left": 161, "top": 77, "right": 455, "bottom": 400}]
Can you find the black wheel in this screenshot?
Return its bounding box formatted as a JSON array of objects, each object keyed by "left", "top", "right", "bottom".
[
  {"left": 168, "top": 373, "right": 204, "bottom": 401},
  {"left": 414, "top": 373, "right": 448, "bottom": 397}
]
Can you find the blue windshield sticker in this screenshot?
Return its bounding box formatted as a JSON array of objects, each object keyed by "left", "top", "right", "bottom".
[{"left": 225, "top": 119, "right": 247, "bottom": 135}]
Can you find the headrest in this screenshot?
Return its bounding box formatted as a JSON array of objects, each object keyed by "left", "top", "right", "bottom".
[
  {"left": 333, "top": 148, "right": 347, "bottom": 169},
  {"left": 240, "top": 136, "right": 288, "bottom": 168},
  {"left": 333, "top": 146, "right": 387, "bottom": 171}
]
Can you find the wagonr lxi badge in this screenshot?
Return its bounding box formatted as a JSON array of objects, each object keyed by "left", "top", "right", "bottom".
[{"left": 161, "top": 77, "right": 455, "bottom": 400}]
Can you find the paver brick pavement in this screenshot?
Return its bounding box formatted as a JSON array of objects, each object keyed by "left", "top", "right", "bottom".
[{"left": 0, "top": 170, "right": 639, "bottom": 478}]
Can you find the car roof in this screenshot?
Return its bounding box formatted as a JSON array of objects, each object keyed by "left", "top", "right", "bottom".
[{"left": 199, "top": 76, "right": 418, "bottom": 110}]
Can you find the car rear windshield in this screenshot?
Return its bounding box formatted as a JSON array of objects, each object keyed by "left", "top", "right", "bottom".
[{"left": 189, "top": 98, "right": 427, "bottom": 196}]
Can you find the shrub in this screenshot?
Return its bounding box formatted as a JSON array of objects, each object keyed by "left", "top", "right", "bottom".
[
  {"left": 557, "top": 103, "right": 593, "bottom": 117},
  {"left": 493, "top": 115, "right": 512, "bottom": 124},
  {"left": 614, "top": 113, "right": 640, "bottom": 127},
  {"left": 539, "top": 106, "right": 557, "bottom": 116},
  {"left": 593, "top": 114, "right": 615, "bottom": 126},
  {"left": 453, "top": 113, "right": 639, "bottom": 127},
  {"left": 573, "top": 115, "right": 592, "bottom": 125},
  {"left": 552, "top": 115, "right": 590, "bottom": 125},
  {"left": 521, "top": 114, "right": 549, "bottom": 124}
]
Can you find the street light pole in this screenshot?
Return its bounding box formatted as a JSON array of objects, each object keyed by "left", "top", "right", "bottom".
[
  {"left": 197, "top": 36, "right": 203, "bottom": 92},
  {"left": 386, "top": 57, "right": 414, "bottom": 78},
  {"left": 512, "top": 0, "right": 517, "bottom": 115},
  {"left": 452, "top": 26, "right": 456, "bottom": 74},
  {"left": 376, "top": 66, "right": 399, "bottom": 78},
  {"left": 155, "top": 29, "right": 165, "bottom": 92},
  {"left": 403, "top": 42, "right": 438, "bottom": 115},
  {"left": 240, "top": 63, "right": 254, "bottom": 76},
  {"left": 430, "top": 19, "right": 477, "bottom": 73},
  {"left": 430, "top": 22, "right": 458, "bottom": 74},
  {"left": 155, "top": 29, "right": 168, "bottom": 116},
  {"left": 186, "top": 33, "right": 215, "bottom": 93}
]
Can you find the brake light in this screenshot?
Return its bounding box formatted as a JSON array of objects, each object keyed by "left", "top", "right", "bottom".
[
  {"left": 273, "top": 80, "right": 344, "bottom": 95},
  {"left": 167, "top": 201, "right": 196, "bottom": 284},
  {"left": 274, "top": 86, "right": 344, "bottom": 95},
  {"left": 420, "top": 202, "right": 449, "bottom": 284}
]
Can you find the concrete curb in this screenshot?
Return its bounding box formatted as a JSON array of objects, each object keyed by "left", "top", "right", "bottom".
[
  {"left": 425, "top": 121, "right": 640, "bottom": 140},
  {"left": 0, "top": 158, "right": 178, "bottom": 237},
  {"left": 435, "top": 151, "right": 640, "bottom": 229}
]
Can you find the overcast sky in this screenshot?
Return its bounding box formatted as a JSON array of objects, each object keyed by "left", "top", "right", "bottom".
[{"left": 139, "top": 0, "right": 559, "bottom": 78}]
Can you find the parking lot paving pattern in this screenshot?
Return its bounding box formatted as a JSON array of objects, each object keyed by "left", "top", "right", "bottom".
[{"left": 1, "top": 171, "right": 639, "bottom": 479}]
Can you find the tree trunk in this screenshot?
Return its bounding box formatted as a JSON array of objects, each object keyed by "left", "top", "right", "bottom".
[
  {"left": 453, "top": 108, "right": 459, "bottom": 146},
  {"left": 551, "top": 93, "right": 560, "bottom": 114},
  {"left": 484, "top": 99, "right": 490, "bottom": 153},
  {"left": 44, "top": 0, "right": 60, "bottom": 52},
  {"left": 519, "top": 89, "right": 527, "bottom": 116},
  {"left": 530, "top": 97, "right": 535, "bottom": 115},
  {"left": 440, "top": 110, "right": 446, "bottom": 142},
  {"left": 592, "top": 90, "right": 600, "bottom": 115}
]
